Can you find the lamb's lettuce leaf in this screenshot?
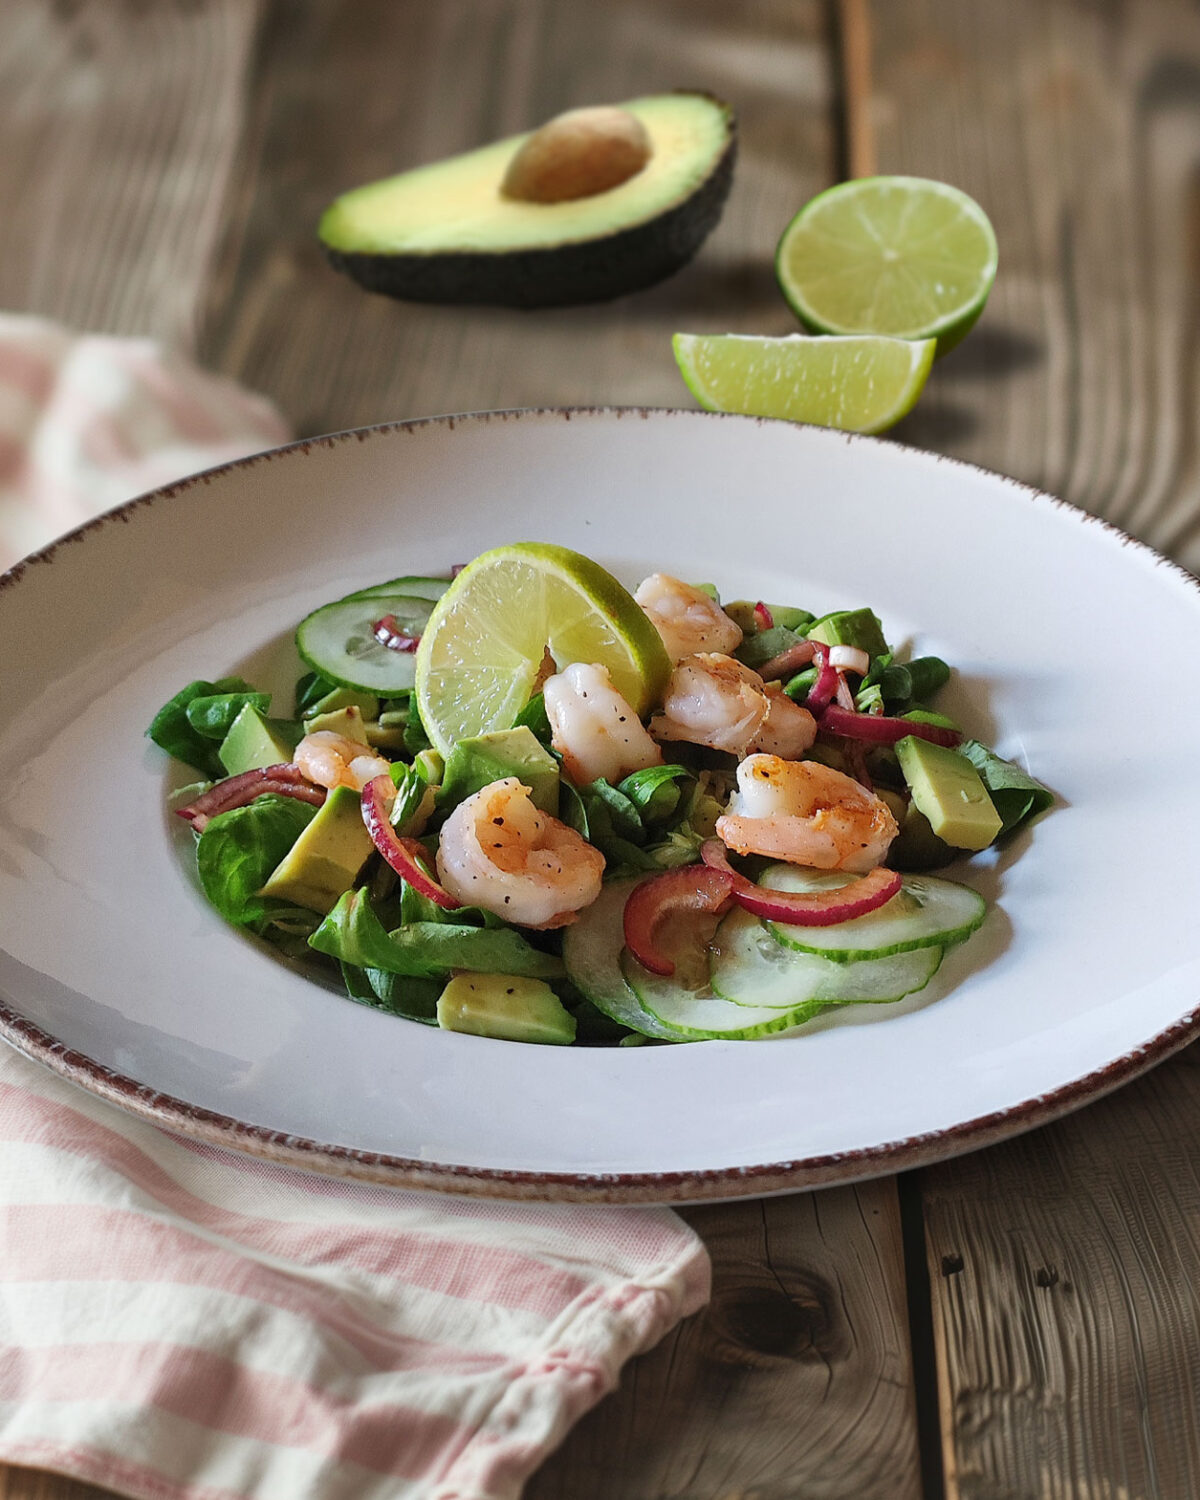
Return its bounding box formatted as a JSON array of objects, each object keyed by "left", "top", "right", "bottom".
[
  {"left": 147, "top": 676, "right": 254, "bottom": 775},
  {"left": 196, "top": 795, "right": 317, "bottom": 926},
  {"left": 958, "top": 741, "right": 1054, "bottom": 836},
  {"left": 310, "top": 890, "right": 563, "bottom": 979},
  {"left": 185, "top": 690, "right": 271, "bottom": 741}
]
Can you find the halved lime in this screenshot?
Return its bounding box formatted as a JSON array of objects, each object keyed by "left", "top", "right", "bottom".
[
  {"left": 414, "top": 542, "right": 671, "bottom": 757},
  {"left": 673, "top": 331, "right": 935, "bottom": 434},
  {"left": 776, "top": 176, "right": 998, "bottom": 354}
]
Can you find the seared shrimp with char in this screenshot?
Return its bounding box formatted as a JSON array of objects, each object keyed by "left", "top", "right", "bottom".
[
  {"left": 716, "top": 753, "right": 898, "bottom": 872},
  {"left": 436, "top": 777, "right": 605, "bottom": 928}
]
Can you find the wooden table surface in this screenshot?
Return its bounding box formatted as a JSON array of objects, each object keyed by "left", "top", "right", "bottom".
[{"left": 4, "top": 2, "right": 1200, "bottom": 1496}]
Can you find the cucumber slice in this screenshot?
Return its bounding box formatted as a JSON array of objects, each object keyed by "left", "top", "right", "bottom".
[
  {"left": 296, "top": 590, "right": 441, "bottom": 694},
  {"left": 562, "top": 878, "right": 688, "bottom": 1041},
  {"left": 620, "top": 908, "right": 827, "bottom": 1040},
  {"left": 345, "top": 575, "right": 451, "bottom": 604},
  {"left": 760, "top": 865, "right": 985, "bottom": 960},
  {"left": 711, "top": 906, "right": 943, "bottom": 1008}
]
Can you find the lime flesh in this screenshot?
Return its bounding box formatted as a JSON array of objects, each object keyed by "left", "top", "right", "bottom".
[
  {"left": 673, "top": 332, "right": 936, "bottom": 435},
  {"left": 776, "top": 176, "right": 998, "bottom": 354},
  {"left": 414, "top": 542, "right": 670, "bottom": 757}
]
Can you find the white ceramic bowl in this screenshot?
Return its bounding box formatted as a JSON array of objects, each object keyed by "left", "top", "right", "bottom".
[{"left": 2, "top": 409, "right": 1198, "bottom": 1201}]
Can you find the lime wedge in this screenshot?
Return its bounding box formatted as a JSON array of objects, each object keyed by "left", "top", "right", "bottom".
[
  {"left": 673, "top": 332, "right": 935, "bottom": 434},
  {"left": 776, "top": 176, "right": 998, "bottom": 354},
  {"left": 415, "top": 542, "right": 671, "bottom": 756}
]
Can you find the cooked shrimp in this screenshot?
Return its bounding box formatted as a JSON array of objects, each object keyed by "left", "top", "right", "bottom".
[
  {"left": 754, "top": 684, "right": 820, "bottom": 759},
  {"left": 294, "top": 731, "right": 391, "bottom": 793},
  {"left": 634, "top": 573, "right": 743, "bottom": 662},
  {"left": 650, "top": 654, "right": 818, "bottom": 759},
  {"left": 543, "top": 662, "right": 662, "bottom": 786},
  {"left": 716, "top": 753, "right": 898, "bottom": 872},
  {"left": 436, "top": 777, "right": 605, "bottom": 928}
]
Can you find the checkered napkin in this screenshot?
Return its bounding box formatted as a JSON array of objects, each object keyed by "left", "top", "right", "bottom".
[{"left": 0, "top": 315, "right": 712, "bottom": 1498}]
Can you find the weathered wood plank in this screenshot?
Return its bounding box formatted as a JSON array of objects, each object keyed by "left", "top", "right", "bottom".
[
  {"left": 530, "top": 1182, "right": 921, "bottom": 1500},
  {"left": 922, "top": 1052, "right": 1200, "bottom": 1500},
  {"left": 869, "top": 0, "right": 1200, "bottom": 577},
  {"left": 201, "top": 0, "right": 836, "bottom": 434},
  {"left": 0, "top": 0, "right": 265, "bottom": 347},
  {"left": 869, "top": 4, "right": 1200, "bottom": 1495},
  {"left": 0, "top": 4, "right": 926, "bottom": 1499}
]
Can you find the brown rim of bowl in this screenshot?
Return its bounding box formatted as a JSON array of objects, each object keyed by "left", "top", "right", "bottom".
[{"left": 2, "top": 406, "right": 1198, "bottom": 1204}]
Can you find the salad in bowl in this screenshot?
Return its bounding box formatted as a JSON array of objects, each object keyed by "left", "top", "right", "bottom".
[{"left": 149, "top": 543, "right": 1051, "bottom": 1046}]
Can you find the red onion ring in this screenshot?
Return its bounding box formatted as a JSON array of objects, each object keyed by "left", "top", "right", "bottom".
[
  {"left": 176, "top": 764, "right": 326, "bottom": 832},
  {"left": 818, "top": 705, "right": 963, "bottom": 748},
  {"left": 622, "top": 864, "right": 734, "bottom": 977},
  {"left": 700, "top": 841, "right": 901, "bottom": 926},
  {"left": 804, "top": 644, "right": 841, "bottom": 712},
  {"left": 372, "top": 614, "right": 420, "bottom": 652},
  {"left": 753, "top": 601, "right": 774, "bottom": 631},
  {"left": 757, "top": 639, "right": 819, "bottom": 682},
  {"left": 361, "top": 775, "right": 459, "bottom": 908}
]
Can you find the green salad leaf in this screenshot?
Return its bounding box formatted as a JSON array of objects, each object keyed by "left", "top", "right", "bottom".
[
  {"left": 340, "top": 960, "right": 441, "bottom": 1023},
  {"left": 148, "top": 676, "right": 254, "bottom": 775},
  {"left": 616, "top": 763, "right": 693, "bottom": 824},
  {"left": 959, "top": 741, "right": 1054, "bottom": 836},
  {"left": 310, "top": 890, "right": 563, "bottom": 979},
  {"left": 196, "top": 795, "right": 318, "bottom": 927},
  {"left": 186, "top": 690, "right": 272, "bottom": 741}
]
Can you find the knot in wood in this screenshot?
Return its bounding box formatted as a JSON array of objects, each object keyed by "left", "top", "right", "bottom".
[{"left": 704, "top": 1282, "right": 835, "bottom": 1366}]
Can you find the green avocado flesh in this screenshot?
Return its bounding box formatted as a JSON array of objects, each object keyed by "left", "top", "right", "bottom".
[{"left": 319, "top": 93, "right": 736, "bottom": 307}]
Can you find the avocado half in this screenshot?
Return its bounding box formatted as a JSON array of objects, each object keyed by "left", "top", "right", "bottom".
[{"left": 319, "top": 93, "right": 736, "bottom": 308}]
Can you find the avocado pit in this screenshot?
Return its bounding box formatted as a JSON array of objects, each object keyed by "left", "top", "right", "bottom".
[{"left": 501, "top": 106, "right": 652, "bottom": 204}]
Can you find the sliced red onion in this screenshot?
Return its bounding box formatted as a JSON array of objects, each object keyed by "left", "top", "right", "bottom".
[
  {"left": 372, "top": 614, "right": 420, "bottom": 653},
  {"left": 828, "top": 644, "right": 870, "bottom": 675},
  {"left": 361, "top": 775, "right": 459, "bottom": 908},
  {"left": 176, "top": 764, "right": 326, "bottom": 832},
  {"left": 758, "top": 639, "right": 819, "bottom": 682},
  {"left": 622, "top": 864, "right": 734, "bottom": 977},
  {"left": 451, "top": 563, "right": 468, "bottom": 578},
  {"left": 818, "top": 704, "right": 962, "bottom": 748},
  {"left": 701, "top": 841, "right": 900, "bottom": 927},
  {"left": 753, "top": 601, "right": 774, "bottom": 632},
  {"left": 835, "top": 674, "right": 857, "bottom": 711},
  {"left": 804, "top": 644, "right": 841, "bottom": 711}
]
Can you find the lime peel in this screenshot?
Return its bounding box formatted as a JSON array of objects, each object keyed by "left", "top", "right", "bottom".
[
  {"left": 415, "top": 542, "right": 670, "bottom": 758},
  {"left": 672, "top": 331, "right": 936, "bottom": 435},
  {"left": 775, "top": 175, "right": 998, "bottom": 354}
]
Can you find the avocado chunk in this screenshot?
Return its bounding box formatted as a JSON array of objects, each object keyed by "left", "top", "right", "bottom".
[
  {"left": 318, "top": 92, "right": 736, "bottom": 308},
  {"left": 895, "top": 736, "right": 1003, "bottom": 852},
  {"left": 218, "top": 705, "right": 302, "bottom": 776},
  {"left": 436, "top": 973, "right": 576, "bottom": 1046},
  {"left": 806, "top": 608, "right": 890, "bottom": 658},
  {"left": 259, "top": 785, "right": 374, "bottom": 914},
  {"left": 302, "top": 704, "right": 371, "bottom": 745},
  {"left": 304, "top": 685, "right": 380, "bottom": 723},
  {"left": 438, "top": 727, "right": 559, "bottom": 815}
]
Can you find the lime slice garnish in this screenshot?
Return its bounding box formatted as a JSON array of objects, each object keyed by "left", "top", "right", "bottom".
[
  {"left": 672, "top": 331, "right": 935, "bottom": 435},
  {"left": 415, "top": 542, "right": 671, "bottom": 757},
  {"left": 775, "top": 176, "right": 998, "bottom": 354}
]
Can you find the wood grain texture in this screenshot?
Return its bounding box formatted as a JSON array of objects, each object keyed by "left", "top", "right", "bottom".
[
  {"left": 530, "top": 1184, "right": 921, "bottom": 1500},
  {"left": 923, "top": 1050, "right": 1200, "bottom": 1500},
  {"left": 0, "top": 0, "right": 265, "bottom": 347},
  {"left": 869, "top": 0, "right": 1200, "bottom": 575},
  {"left": 0, "top": 4, "right": 925, "bottom": 1499},
  {"left": 200, "top": 0, "right": 836, "bottom": 434}
]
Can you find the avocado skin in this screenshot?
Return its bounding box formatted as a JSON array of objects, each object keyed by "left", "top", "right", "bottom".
[{"left": 323, "top": 136, "right": 737, "bottom": 309}]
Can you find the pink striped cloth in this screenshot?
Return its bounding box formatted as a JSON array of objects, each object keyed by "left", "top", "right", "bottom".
[
  {"left": 0, "top": 311, "right": 290, "bottom": 569},
  {"left": 0, "top": 316, "right": 712, "bottom": 1498}
]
